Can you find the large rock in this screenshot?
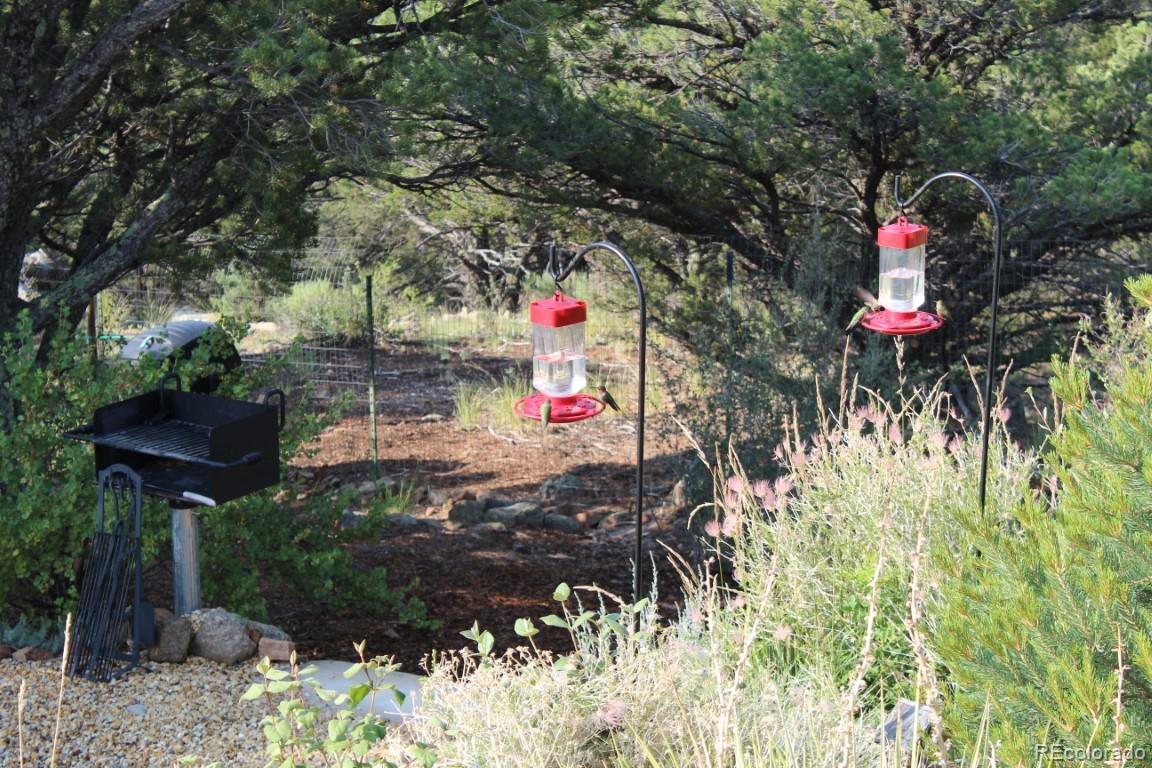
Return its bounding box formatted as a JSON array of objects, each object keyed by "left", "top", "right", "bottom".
[
  {"left": 151, "top": 617, "right": 193, "bottom": 664},
  {"left": 189, "top": 608, "right": 257, "bottom": 665}
]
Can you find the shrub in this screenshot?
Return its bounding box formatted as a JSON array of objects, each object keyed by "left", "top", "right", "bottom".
[
  {"left": 0, "top": 312, "right": 160, "bottom": 612},
  {"left": 272, "top": 271, "right": 387, "bottom": 343},
  {"left": 935, "top": 276, "right": 1152, "bottom": 762}
]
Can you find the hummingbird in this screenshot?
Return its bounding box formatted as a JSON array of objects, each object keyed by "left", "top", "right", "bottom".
[
  {"left": 845, "top": 287, "right": 881, "bottom": 332},
  {"left": 935, "top": 299, "right": 950, "bottom": 320},
  {"left": 539, "top": 398, "right": 552, "bottom": 429},
  {"left": 598, "top": 385, "right": 621, "bottom": 412}
]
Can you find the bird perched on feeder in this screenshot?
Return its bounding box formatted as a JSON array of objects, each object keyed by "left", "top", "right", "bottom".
[
  {"left": 540, "top": 398, "right": 552, "bottom": 429},
  {"left": 598, "top": 385, "right": 621, "bottom": 413},
  {"left": 935, "top": 299, "right": 950, "bottom": 320},
  {"left": 845, "top": 287, "right": 881, "bottom": 332}
]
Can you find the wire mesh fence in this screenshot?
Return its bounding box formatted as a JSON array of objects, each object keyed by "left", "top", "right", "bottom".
[
  {"left": 79, "top": 235, "right": 1149, "bottom": 425},
  {"left": 86, "top": 246, "right": 643, "bottom": 413}
]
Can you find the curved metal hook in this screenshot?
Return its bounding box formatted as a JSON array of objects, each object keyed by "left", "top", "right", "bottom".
[{"left": 889, "top": 171, "right": 1005, "bottom": 514}]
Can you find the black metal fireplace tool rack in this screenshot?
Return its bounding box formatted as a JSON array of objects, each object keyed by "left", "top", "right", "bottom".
[{"left": 67, "top": 465, "right": 150, "bottom": 682}]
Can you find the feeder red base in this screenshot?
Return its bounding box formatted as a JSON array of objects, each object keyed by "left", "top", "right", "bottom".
[
  {"left": 514, "top": 393, "right": 605, "bottom": 423},
  {"left": 861, "top": 309, "right": 944, "bottom": 336}
]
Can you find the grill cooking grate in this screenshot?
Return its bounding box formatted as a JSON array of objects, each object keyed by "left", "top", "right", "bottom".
[{"left": 87, "top": 421, "right": 211, "bottom": 462}]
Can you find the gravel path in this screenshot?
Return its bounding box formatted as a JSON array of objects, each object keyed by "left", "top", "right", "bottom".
[{"left": 1, "top": 656, "right": 266, "bottom": 767}]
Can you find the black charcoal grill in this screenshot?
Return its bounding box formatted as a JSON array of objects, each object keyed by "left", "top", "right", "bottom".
[
  {"left": 65, "top": 373, "right": 284, "bottom": 506},
  {"left": 66, "top": 374, "right": 285, "bottom": 624}
]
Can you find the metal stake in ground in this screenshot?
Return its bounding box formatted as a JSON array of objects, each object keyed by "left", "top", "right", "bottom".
[{"left": 549, "top": 241, "right": 648, "bottom": 606}]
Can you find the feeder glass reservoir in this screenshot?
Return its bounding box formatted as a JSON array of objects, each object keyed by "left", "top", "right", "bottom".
[
  {"left": 531, "top": 292, "right": 587, "bottom": 397},
  {"left": 877, "top": 220, "right": 929, "bottom": 313}
]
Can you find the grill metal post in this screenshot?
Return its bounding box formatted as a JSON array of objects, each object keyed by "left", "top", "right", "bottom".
[{"left": 171, "top": 502, "right": 202, "bottom": 615}]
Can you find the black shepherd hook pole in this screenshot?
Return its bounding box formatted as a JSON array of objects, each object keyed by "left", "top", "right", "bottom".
[
  {"left": 550, "top": 241, "right": 648, "bottom": 605},
  {"left": 894, "top": 171, "right": 1005, "bottom": 514}
]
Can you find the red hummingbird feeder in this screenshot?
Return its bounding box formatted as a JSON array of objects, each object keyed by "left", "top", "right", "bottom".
[
  {"left": 514, "top": 290, "right": 605, "bottom": 423},
  {"left": 861, "top": 217, "right": 944, "bottom": 336}
]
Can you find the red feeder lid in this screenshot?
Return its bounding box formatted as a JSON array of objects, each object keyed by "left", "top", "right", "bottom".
[
  {"left": 515, "top": 393, "right": 604, "bottom": 423},
  {"left": 530, "top": 291, "right": 587, "bottom": 328},
  {"left": 861, "top": 309, "right": 944, "bottom": 337},
  {"left": 877, "top": 218, "right": 929, "bottom": 249}
]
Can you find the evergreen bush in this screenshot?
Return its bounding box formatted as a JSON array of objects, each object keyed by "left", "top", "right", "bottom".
[{"left": 936, "top": 276, "right": 1152, "bottom": 763}]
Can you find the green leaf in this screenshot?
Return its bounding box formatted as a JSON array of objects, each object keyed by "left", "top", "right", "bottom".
[
  {"left": 241, "top": 683, "right": 266, "bottom": 701},
  {"left": 266, "top": 680, "right": 294, "bottom": 694},
  {"left": 346, "top": 682, "right": 372, "bottom": 708},
  {"left": 541, "top": 613, "right": 569, "bottom": 628},
  {"left": 514, "top": 617, "right": 538, "bottom": 637},
  {"left": 477, "top": 630, "right": 495, "bottom": 656},
  {"left": 553, "top": 583, "right": 572, "bottom": 601},
  {"left": 342, "top": 662, "right": 366, "bottom": 679}
]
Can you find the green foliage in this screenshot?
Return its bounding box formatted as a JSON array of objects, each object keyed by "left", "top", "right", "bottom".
[
  {"left": 0, "top": 615, "right": 66, "bottom": 653},
  {"left": 271, "top": 270, "right": 387, "bottom": 343},
  {"left": 228, "top": 645, "right": 408, "bottom": 768},
  {"left": 0, "top": 311, "right": 161, "bottom": 611},
  {"left": 935, "top": 278, "right": 1152, "bottom": 762}
]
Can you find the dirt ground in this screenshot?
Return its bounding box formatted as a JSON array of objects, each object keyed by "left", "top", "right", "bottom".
[{"left": 262, "top": 340, "right": 697, "bottom": 672}]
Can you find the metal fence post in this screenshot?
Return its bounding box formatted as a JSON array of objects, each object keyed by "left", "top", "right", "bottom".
[{"left": 366, "top": 273, "right": 380, "bottom": 481}]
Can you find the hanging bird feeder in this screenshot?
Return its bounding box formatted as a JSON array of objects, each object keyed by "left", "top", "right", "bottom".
[
  {"left": 514, "top": 290, "right": 605, "bottom": 423},
  {"left": 861, "top": 217, "right": 944, "bottom": 336}
]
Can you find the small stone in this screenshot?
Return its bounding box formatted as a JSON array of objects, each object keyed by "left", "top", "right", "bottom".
[
  {"left": 479, "top": 494, "right": 515, "bottom": 511},
  {"left": 390, "top": 513, "right": 423, "bottom": 528},
  {"left": 599, "top": 510, "right": 632, "bottom": 529},
  {"left": 484, "top": 506, "right": 523, "bottom": 526},
  {"left": 355, "top": 481, "right": 377, "bottom": 495},
  {"left": 540, "top": 473, "right": 585, "bottom": 499},
  {"left": 151, "top": 616, "right": 193, "bottom": 663},
  {"left": 257, "top": 638, "right": 296, "bottom": 662},
  {"left": 13, "top": 646, "right": 54, "bottom": 662},
  {"left": 296, "top": 468, "right": 316, "bottom": 481},
  {"left": 341, "top": 508, "right": 369, "bottom": 529},
  {"left": 126, "top": 703, "right": 148, "bottom": 717},
  {"left": 447, "top": 499, "right": 486, "bottom": 525},
  {"left": 470, "top": 521, "right": 507, "bottom": 538},
  {"left": 488, "top": 501, "right": 544, "bottom": 526},
  {"left": 319, "top": 475, "right": 342, "bottom": 491},
  {"left": 543, "top": 514, "right": 583, "bottom": 534},
  {"left": 427, "top": 489, "right": 450, "bottom": 506},
  {"left": 245, "top": 619, "right": 290, "bottom": 642},
  {"left": 877, "top": 699, "right": 934, "bottom": 746},
  {"left": 420, "top": 413, "right": 445, "bottom": 421}
]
